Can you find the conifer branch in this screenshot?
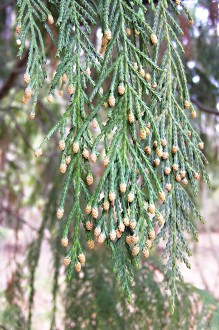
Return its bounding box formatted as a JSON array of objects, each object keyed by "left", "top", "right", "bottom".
[{"left": 14, "top": 0, "right": 209, "bottom": 311}]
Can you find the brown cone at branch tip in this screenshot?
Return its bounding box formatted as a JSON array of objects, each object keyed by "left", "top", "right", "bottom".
[
  {"left": 85, "top": 205, "right": 91, "bottom": 214},
  {"left": 109, "top": 230, "right": 117, "bottom": 241},
  {"left": 78, "top": 253, "right": 86, "bottom": 265},
  {"left": 82, "top": 149, "right": 89, "bottom": 159},
  {"left": 29, "top": 112, "right": 35, "bottom": 120},
  {"left": 145, "top": 73, "right": 151, "bottom": 81},
  {"left": 126, "top": 236, "right": 132, "bottom": 245},
  {"left": 146, "top": 240, "right": 152, "bottom": 250},
  {"left": 62, "top": 74, "right": 67, "bottom": 82},
  {"left": 92, "top": 207, "right": 99, "bottom": 219},
  {"left": 165, "top": 183, "right": 172, "bottom": 192},
  {"left": 58, "top": 140, "right": 65, "bottom": 151},
  {"left": 86, "top": 175, "right": 93, "bottom": 185},
  {"left": 109, "top": 192, "right": 116, "bottom": 203},
  {"left": 145, "top": 128, "right": 150, "bottom": 137},
  {"left": 151, "top": 82, "right": 157, "bottom": 89},
  {"left": 61, "top": 238, "right": 68, "bottom": 247},
  {"left": 191, "top": 111, "right": 197, "bottom": 118},
  {"left": 47, "top": 94, "right": 53, "bottom": 103},
  {"left": 154, "top": 158, "right": 160, "bottom": 167},
  {"left": 60, "top": 163, "right": 67, "bottom": 174},
  {"left": 118, "top": 84, "right": 125, "bottom": 95},
  {"left": 132, "top": 245, "right": 140, "bottom": 256},
  {"left": 63, "top": 256, "right": 71, "bottom": 267},
  {"left": 87, "top": 240, "right": 95, "bottom": 250},
  {"left": 24, "top": 87, "right": 32, "bottom": 99},
  {"left": 148, "top": 229, "right": 155, "bottom": 240},
  {"left": 158, "top": 191, "right": 166, "bottom": 202},
  {"left": 120, "top": 182, "right": 127, "bottom": 193},
  {"left": 139, "top": 129, "right": 147, "bottom": 140},
  {"left": 164, "top": 167, "right": 171, "bottom": 175},
  {"left": 94, "top": 226, "right": 101, "bottom": 237},
  {"left": 92, "top": 119, "right": 98, "bottom": 129},
  {"left": 16, "top": 39, "right": 21, "bottom": 46},
  {"left": 182, "top": 178, "right": 188, "bottom": 185},
  {"left": 194, "top": 172, "right": 200, "bottom": 180},
  {"left": 65, "top": 156, "right": 71, "bottom": 165},
  {"left": 118, "top": 223, "right": 125, "bottom": 233},
  {"left": 116, "top": 229, "right": 122, "bottom": 238},
  {"left": 150, "top": 33, "right": 158, "bottom": 45},
  {"left": 142, "top": 248, "right": 149, "bottom": 258},
  {"left": 129, "top": 220, "right": 136, "bottom": 230},
  {"left": 156, "top": 148, "right": 163, "bottom": 158},
  {"left": 16, "top": 25, "right": 22, "bottom": 34},
  {"left": 198, "top": 142, "right": 204, "bottom": 150},
  {"left": 103, "top": 157, "right": 109, "bottom": 167},
  {"left": 126, "top": 27, "right": 131, "bottom": 36},
  {"left": 148, "top": 204, "right": 155, "bottom": 214},
  {"left": 103, "top": 200, "right": 110, "bottom": 211},
  {"left": 24, "top": 73, "right": 31, "bottom": 84},
  {"left": 144, "top": 146, "right": 151, "bottom": 155},
  {"left": 132, "top": 235, "right": 139, "bottom": 245},
  {"left": 90, "top": 153, "right": 97, "bottom": 163},
  {"left": 73, "top": 142, "right": 79, "bottom": 153},
  {"left": 98, "top": 233, "right": 106, "bottom": 244},
  {"left": 35, "top": 148, "right": 42, "bottom": 158},
  {"left": 57, "top": 208, "right": 64, "bottom": 219},
  {"left": 108, "top": 95, "right": 115, "bottom": 107},
  {"left": 48, "top": 14, "right": 54, "bottom": 24},
  {"left": 128, "top": 113, "right": 135, "bottom": 124},
  {"left": 139, "top": 68, "right": 145, "bottom": 78},
  {"left": 134, "top": 62, "right": 138, "bottom": 70},
  {"left": 86, "top": 68, "right": 91, "bottom": 76},
  {"left": 68, "top": 84, "right": 75, "bottom": 95},
  {"left": 127, "top": 192, "right": 135, "bottom": 203},
  {"left": 104, "top": 29, "right": 112, "bottom": 41},
  {"left": 184, "top": 100, "right": 191, "bottom": 109},
  {"left": 86, "top": 221, "right": 93, "bottom": 231},
  {"left": 74, "top": 262, "right": 81, "bottom": 272},
  {"left": 161, "top": 139, "right": 167, "bottom": 147},
  {"left": 162, "top": 152, "right": 169, "bottom": 160},
  {"left": 172, "top": 164, "right": 179, "bottom": 171},
  {"left": 123, "top": 217, "right": 130, "bottom": 227},
  {"left": 175, "top": 174, "right": 181, "bottom": 182},
  {"left": 172, "top": 145, "right": 178, "bottom": 153},
  {"left": 180, "top": 170, "right": 186, "bottom": 178},
  {"left": 157, "top": 213, "right": 164, "bottom": 226}
]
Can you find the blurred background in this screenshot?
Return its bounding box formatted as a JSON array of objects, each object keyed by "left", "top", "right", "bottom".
[{"left": 0, "top": 0, "right": 219, "bottom": 329}]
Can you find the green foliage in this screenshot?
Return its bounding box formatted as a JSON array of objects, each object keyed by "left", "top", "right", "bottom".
[
  {"left": 63, "top": 255, "right": 219, "bottom": 330},
  {"left": 148, "top": 0, "right": 209, "bottom": 311},
  {"left": 13, "top": 0, "right": 210, "bottom": 315},
  {"left": 16, "top": 0, "right": 54, "bottom": 113},
  {"left": 1, "top": 232, "right": 219, "bottom": 330}
]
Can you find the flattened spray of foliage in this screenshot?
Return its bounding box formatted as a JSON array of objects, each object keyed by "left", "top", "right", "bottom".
[{"left": 10, "top": 0, "right": 215, "bottom": 323}]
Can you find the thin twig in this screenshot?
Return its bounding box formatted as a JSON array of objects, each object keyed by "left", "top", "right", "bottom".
[
  {"left": 1, "top": 206, "right": 38, "bottom": 231},
  {"left": 0, "top": 50, "right": 28, "bottom": 100},
  {"left": 191, "top": 97, "right": 219, "bottom": 116}
]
